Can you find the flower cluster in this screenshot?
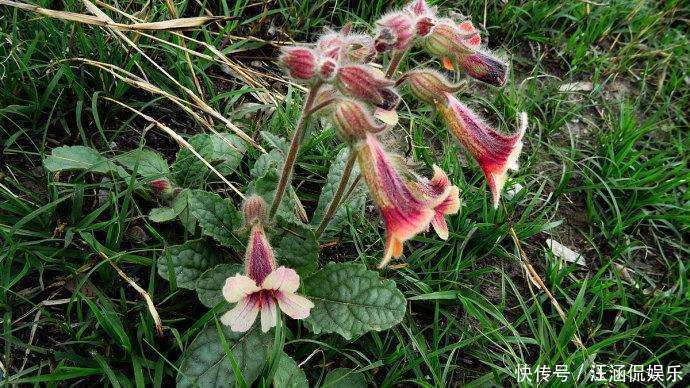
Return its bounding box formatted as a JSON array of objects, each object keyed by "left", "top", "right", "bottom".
[
  {"left": 276, "top": 0, "right": 525, "bottom": 265},
  {"left": 221, "top": 0, "right": 528, "bottom": 332}
]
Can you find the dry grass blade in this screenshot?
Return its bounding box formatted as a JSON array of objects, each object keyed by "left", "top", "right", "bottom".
[
  {"left": 1, "top": 0, "right": 228, "bottom": 30},
  {"left": 508, "top": 226, "right": 587, "bottom": 351},
  {"left": 81, "top": 0, "right": 263, "bottom": 152},
  {"left": 98, "top": 251, "right": 164, "bottom": 335}
]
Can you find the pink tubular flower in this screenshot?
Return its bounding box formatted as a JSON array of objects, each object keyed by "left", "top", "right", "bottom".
[
  {"left": 336, "top": 65, "right": 400, "bottom": 110},
  {"left": 375, "top": 11, "right": 415, "bottom": 52},
  {"left": 221, "top": 196, "right": 313, "bottom": 332},
  {"left": 438, "top": 94, "right": 526, "bottom": 208},
  {"left": 279, "top": 47, "right": 318, "bottom": 81},
  {"left": 355, "top": 133, "right": 459, "bottom": 268}
]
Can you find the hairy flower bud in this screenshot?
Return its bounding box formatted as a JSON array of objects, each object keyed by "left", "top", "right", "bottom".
[
  {"left": 375, "top": 12, "right": 415, "bottom": 52},
  {"left": 455, "top": 50, "right": 509, "bottom": 87},
  {"left": 317, "top": 30, "right": 374, "bottom": 62},
  {"left": 423, "top": 20, "right": 508, "bottom": 86},
  {"left": 279, "top": 47, "right": 318, "bottom": 81},
  {"left": 335, "top": 65, "right": 400, "bottom": 110},
  {"left": 406, "top": 0, "right": 436, "bottom": 17},
  {"left": 317, "top": 57, "right": 338, "bottom": 80},
  {"left": 242, "top": 195, "right": 268, "bottom": 227},
  {"left": 150, "top": 178, "right": 175, "bottom": 199},
  {"left": 331, "top": 98, "right": 386, "bottom": 141},
  {"left": 424, "top": 21, "right": 478, "bottom": 58},
  {"left": 398, "top": 69, "right": 464, "bottom": 104}
]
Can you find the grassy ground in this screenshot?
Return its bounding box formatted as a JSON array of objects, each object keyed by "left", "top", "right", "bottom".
[{"left": 1, "top": 0, "right": 689, "bottom": 386}]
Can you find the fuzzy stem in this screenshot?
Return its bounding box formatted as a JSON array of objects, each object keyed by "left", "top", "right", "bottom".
[
  {"left": 384, "top": 49, "right": 407, "bottom": 79},
  {"left": 314, "top": 150, "right": 357, "bottom": 239},
  {"left": 269, "top": 81, "right": 322, "bottom": 218}
]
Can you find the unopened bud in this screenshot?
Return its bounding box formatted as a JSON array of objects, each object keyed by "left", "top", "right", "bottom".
[
  {"left": 150, "top": 178, "right": 175, "bottom": 199},
  {"left": 406, "top": 0, "right": 436, "bottom": 17},
  {"left": 331, "top": 98, "right": 386, "bottom": 142},
  {"left": 335, "top": 65, "right": 400, "bottom": 110},
  {"left": 398, "top": 69, "right": 464, "bottom": 104},
  {"left": 423, "top": 21, "right": 477, "bottom": 59},
  {"left": 279, "top": 47, "right": 318, "bottom": 81},
  {"left": 242, "top": 195, "right": 268, "bottom": 227},
  {"left": 317, "top": 57, "right": 337, "bottom": 81}
]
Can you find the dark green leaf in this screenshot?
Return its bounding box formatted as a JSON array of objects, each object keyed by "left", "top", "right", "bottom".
[
  {"left": 158, "top": 240, "right": 222, "bottom": 289},
  {"left": 196, "top": 263, "right": 243, "bottom": 308},
  {"left": 304, "top": 263, "right": 406, "bottom": 340},
  {"left": 177, "top": 325, "right": 270, "bottom": 388}
]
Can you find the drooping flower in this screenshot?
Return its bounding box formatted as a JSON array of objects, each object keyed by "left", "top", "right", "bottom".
[
  {"left": 423, "top": 20, "right": 508, "bottom": 86},
  {"left": 438, "top": 94, "right": 526, "bottom": 208},
  {"left": 355, "top": 133, "right": 459, "bottom": 268},
  {"left": 397, "top": 68, "right": 464, "bottom": 104},
  {"left": 221, "top": 196, "right": 314, "bottom": 332},
  {"left": 279, "top": 47, "right": 318, "bottom": 81},
  {"left": 335, "top": 65, "right": 400, "bottom": 110}
]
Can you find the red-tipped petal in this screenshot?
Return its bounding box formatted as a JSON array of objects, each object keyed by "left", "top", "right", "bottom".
[{"left": 440, "top": 94, "right": 526, "bottom": 208}]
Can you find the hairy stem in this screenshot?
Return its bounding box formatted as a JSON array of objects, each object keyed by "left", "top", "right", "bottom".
[
  {"left": 314, "top": 150, "right": 357, "bottom": 239},
  {"left": 384, "top": 49, "right": 407, "bottom": 79},
  {"left": 269, "top": 81, "right": 322, "bottom": 218}
]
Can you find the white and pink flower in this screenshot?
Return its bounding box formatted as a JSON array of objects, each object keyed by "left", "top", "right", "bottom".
[{"left": 221, "top": 197, "right": 313, "bottom": 333}]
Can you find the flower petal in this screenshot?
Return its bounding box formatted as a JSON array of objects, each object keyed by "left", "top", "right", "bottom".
[
  {"left": 222, "top": 274, "right": 259, "bottom": 303},
  {"left": 260, "top": 294, "right": 277, "bottom": 333},
  {"left": 261, "top": 266, "right": 300, "bottom": 293},
  {"left": 221, "top": 295, "right": 260, "bottom": 332},
  {"left": 276, "top": 292, "right": 314, "bottom": 320},
  {"left": 431, "top": 213, "right": 449, "bottom": 240}
]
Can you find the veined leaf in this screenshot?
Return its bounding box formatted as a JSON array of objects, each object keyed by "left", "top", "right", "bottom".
[
  {"left": 187, "top": 190, "right": 243, "bottom": 248},
  {"left": 158, "top": 240, "right": 222, "bottom": 289},
  {"left": 304, "top": 263, "right": 406, "bottom": 340},
  {"left": 177, "top": 324, "right": 270, "bottom": 388}
]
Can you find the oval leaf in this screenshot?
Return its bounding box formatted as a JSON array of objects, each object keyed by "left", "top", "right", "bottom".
[
  {"left": 304, "top": 263, "right": 406, "bottom": 340},
  {"left": 187, "top": 190, "right": 243, "bottom": 248},
  {"left": 322, "top": 368, "right": 366, "bottom": 388},
  {"left": 273, "top": 351, "right": 309, "bottom": 388}
]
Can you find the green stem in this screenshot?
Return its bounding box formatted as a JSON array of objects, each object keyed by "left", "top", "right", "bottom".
[
  {"left": 314, "top": 150, "right": 357, "bottom": 239},
  {"left": 269, "top": 81, "right": 322, "bottom": 219}
]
